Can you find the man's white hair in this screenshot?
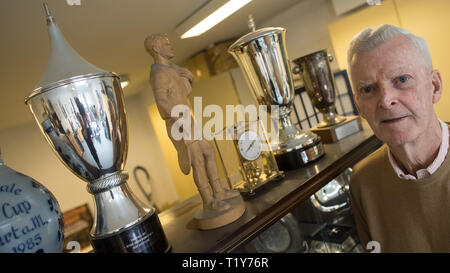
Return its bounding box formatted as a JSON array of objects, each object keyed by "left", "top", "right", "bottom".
[{"left": 347, "top": 24, "right": 432, "bottom": 72}]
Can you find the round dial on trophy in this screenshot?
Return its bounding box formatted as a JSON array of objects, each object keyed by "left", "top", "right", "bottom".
[{"left": 237, "top": 130, "right": 262, "bottom": 161}]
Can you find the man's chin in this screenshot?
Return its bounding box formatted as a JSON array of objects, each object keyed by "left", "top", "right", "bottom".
[{"left": 379, "top": 132, "right": 413, "bottom": 147}]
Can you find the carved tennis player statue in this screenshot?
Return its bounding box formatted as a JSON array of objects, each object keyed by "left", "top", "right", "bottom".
[{"left": 145, "top": 33, "right": 245, "bottom": 230}]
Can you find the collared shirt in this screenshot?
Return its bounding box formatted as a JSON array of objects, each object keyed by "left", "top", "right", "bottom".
[{"left": 388, "top": 119, "right": 449, "bottom": 180}]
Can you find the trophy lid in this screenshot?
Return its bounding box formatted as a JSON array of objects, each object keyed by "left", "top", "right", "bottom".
[
  {"left": 228, "top": 27, "right": 285, "bottom": 52},
  {"left": 25, "top": 3, "right": 107, "bottom": 102},
  {"left": 228, "top": 16, "right": 285, "bottom": 52}
]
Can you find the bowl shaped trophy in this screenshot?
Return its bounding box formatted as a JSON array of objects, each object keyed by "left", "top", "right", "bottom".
[
  {"left": 228, "top": 16, "right": 324, "bottom": 171},
  {"left": 0, "top": 147, "right": 64, "bottom": 253},
  {"left": 24, "top": 4, "right": 170, "bottom": 253},
  {"left": 293, "top": 50, "right": 362, "bottom": 143},
  {"left": 292, "top": 50, "right": 346, "bottom": 127}
]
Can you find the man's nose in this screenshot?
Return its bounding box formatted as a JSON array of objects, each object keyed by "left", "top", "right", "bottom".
[{"left": 377, "top": 84, "right": 397, "bottom": 109}]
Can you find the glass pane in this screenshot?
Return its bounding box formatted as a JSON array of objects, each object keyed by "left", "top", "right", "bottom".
[
  {"left": 335, "top": 95, "right": 345, "bottom": 115},
  {"left": 293, "top": 95, "right": 307, "bottom": 120},
  {"left": 234, "top": 168, "right": 365, "bottom": 253},
  {"left": 301, "top": 92, "right": 315, "bottom": 117},
  {"left": 335, "top": 75, "right": 349, "bottom": 95},
  {"left": 342, "top": 95, "right": 355, "bottom": 115}
]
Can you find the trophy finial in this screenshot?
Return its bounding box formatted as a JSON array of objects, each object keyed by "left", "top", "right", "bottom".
[
  {"left": 25, "top": 1, "right": 106, "bottom": 100},
  {"left": 248, "top": 14, "right": 256, "bottom": 32},
  {"left": 43, "top": 3, "right": 51, "bottom": 16},
  {"left": 43, "top": 3, "right": 55, "bottom": 24}
]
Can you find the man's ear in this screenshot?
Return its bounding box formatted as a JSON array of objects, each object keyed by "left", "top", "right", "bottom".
[
  {"left": 431, "top": 69, "right": 442, "bottom": 104},
  {"left": 151, "top": 42, "right": 161, "bottom": 56}
]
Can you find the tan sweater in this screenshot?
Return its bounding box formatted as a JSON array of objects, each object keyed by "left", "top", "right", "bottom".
[{"left": 350, "top": 143, "right": 450, "bottom": 253}]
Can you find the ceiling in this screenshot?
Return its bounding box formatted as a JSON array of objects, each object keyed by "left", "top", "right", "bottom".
[{"left": 0, "top": 0, "right": 303, "bottom": 130}]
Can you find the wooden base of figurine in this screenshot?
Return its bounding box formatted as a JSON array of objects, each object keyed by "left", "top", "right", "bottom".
[{"left": 194, "top": 195, "right": 246, "bottom": 230}]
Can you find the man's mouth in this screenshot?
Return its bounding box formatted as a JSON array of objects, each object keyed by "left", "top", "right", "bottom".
[{"left": 381, "top": 116, "right": 409, "bottom": 124}]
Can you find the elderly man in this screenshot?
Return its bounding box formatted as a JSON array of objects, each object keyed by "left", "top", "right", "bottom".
[
  {"left": 144, "top": 33, "right": 239, "bottom": 213},
  {"left": 348, "top": 25, "right": 449, "bottom": 252}
]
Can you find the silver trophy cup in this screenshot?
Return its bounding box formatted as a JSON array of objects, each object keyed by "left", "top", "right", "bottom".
[
  {"left": 293, "top": 50, "right": 346, "bottom": 128},
  {"left": 228, "top": 18, "right": 324, "bottom": 171},
  {"left": 24, "top": 4, "right": 170, "bottom": 252},
  {"left": 26, "top": 73, "right": 170, "bottom": 253}
]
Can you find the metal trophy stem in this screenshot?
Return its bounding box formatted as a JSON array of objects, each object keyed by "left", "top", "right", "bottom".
[
  {"left": 24, "top": 3, "right": 170, "bottom": 252},
  {"left": 228, "top": 16, "right": 324, "bottom": 171},
  {"left": 293, "top": 50, "right": 346, "bottom": 128}
]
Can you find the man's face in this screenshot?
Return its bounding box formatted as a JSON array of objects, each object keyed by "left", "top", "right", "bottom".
[
  {"left": 157, "top": 36, "right": 174, "bottom": 59},
  {"left": 350, "top": 35, "right": 442, "bottom": 146}
]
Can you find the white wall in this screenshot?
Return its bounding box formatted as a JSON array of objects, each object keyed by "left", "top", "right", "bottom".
[
  {"left": 0, "top": 92, "right": 178, "bottom": 216},
  {"left": 124, "top": 92, "right": 178, "bottom": 211},
  {"left": 260, "top": 0, "right": 344, "bottom": 71}
]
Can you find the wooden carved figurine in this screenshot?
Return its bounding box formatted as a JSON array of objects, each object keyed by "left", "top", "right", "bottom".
[{"left": 145, "top": 33, "right": 245, "bottom": 230}]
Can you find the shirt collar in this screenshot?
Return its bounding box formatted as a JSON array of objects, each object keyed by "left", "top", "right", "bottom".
[{"left": 388, "top": 119, "right": 449, "bottom": 180}]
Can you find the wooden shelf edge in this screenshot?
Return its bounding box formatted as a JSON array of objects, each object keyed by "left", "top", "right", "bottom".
[{"left": 208, "top": 135, "right": 382, "bottom": 253}]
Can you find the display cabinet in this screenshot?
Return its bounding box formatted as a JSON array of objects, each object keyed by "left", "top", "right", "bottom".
[
  {"left": 158, "top": 121, "right": 382, "bottom": 253},
  {"left": 236, "top": 168, "right": 360, "bottom": 253}
]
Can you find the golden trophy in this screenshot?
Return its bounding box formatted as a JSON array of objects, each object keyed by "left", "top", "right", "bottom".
[{"left": 293, "top": 50, "right": 362, "bottom": 143}]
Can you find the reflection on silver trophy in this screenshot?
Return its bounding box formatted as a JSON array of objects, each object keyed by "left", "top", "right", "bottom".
[
  {"left": 228, "top": 16, "right": 324, "bottom": 171},
  {"left": 293, "top": 50, "right": 346, "bottom": 128},
  {"left": 25, "top": 4, "right": 169, "bottom": 252}
]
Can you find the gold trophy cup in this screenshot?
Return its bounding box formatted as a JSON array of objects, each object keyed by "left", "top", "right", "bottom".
[{"left": 293, "top": 50, "right": 362, "bottom": 143}]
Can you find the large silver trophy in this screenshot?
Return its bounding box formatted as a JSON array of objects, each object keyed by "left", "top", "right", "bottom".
[
  {"left": 25, "top": 4, "right": 170, "bottom": 253},
  {"left": 293, "top": 50, "right": 362, "bottom": 143},
  {"left": 228, "top": 17, "right": 324, "bottom": 171}
]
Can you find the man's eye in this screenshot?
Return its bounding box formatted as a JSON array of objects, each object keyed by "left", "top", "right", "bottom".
[
  {"left": 398, "top": 75, "right": 409, "bottom": 83},
  {"left": 395, "top": 75, "right": 413, "bottom": 85},
  {"left": 361, "top": 86, "right": 373, "bottom": 94}
]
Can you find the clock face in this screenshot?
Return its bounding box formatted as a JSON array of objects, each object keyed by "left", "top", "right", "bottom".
[{"left": 237, "top": 130, "right": 262, "bottom": 161}]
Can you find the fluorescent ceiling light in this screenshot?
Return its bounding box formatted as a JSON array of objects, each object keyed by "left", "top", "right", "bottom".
[{"left": 181, "top": 0, "right": 252, "bottom": 39}]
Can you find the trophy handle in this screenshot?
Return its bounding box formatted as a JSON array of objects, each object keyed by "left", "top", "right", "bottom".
[
  {"left": 292, "top": 65, "right": 302, "bottom": 75},
  {"left": 328, "top": 54, "right": 334, "bottom": 63}
]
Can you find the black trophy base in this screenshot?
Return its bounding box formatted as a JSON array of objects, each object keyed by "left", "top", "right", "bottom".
[
  {"left": 275, "top": 138, "right": 325, "bottom": 171},
  {"left": 90, "top": 211, "right": 171, "bottom": 253}
]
